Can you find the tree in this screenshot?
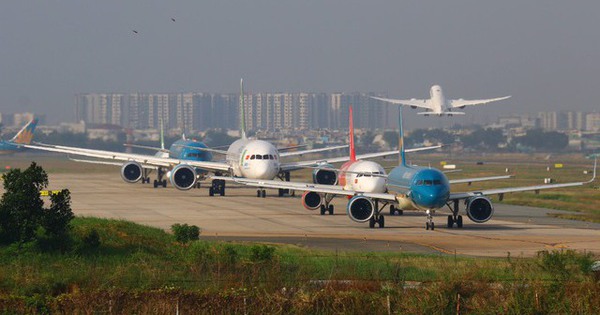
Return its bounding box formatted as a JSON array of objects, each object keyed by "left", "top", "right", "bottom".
[
  {"left": 511, "top": 129, "right": 569, "bottom": 152},
  {"left": 383, "top": 131, "right": 399, "bottom": 149},
  {"left": 43, "top": 190, "right": 74, "bottom": 238},
  {"left": 462, "top": 128, "right": 505, "bottom": 150},
  {"left": 0, "top": 162, "right": 47, "bottom": 244}
]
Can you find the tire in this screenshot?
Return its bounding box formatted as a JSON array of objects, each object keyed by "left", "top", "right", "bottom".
[
  {"left": 447, "top": 215, "right": 453, "bottom": 228},
  {"left": 153, "top": 180, "right": 158, "bottom": 188},
  {"left": 328, "top": 205, "right": 334, "bottom": 215},
  {"left": 369, "top": 217, "right": 376, "bottom": 229},
  {"left": 162, "top": 180, "right": 167, "bottom": 188},
  {"left": 431, "top": 222, "right": 435, "bottom": 231},
  {"left": 457, "top": 216, "right": 463, "bottom": 228},
  {"left": 390, "top": 205, "right": 396, "bottom": 216},
  {"left": 257, "top": 190, "right": 261, "bottom": 197},
  {"left": 209, "top": 187, "right": 214, "bottom": 196},
  {"left": 220, "top": 187, "right": 225, "bottom": 196},
  {"left": 378, "top": 216, "right": 385, "bottom": 228},
  {"left": 398, "top": 210, "right": 403, "bottom": 215},
  {"left": 261, "top": 190, "right": 266, "bottom": 198},
  {"left": 278, "top": 189, "right": 284, "bottom": 197},
  {"left": 426, "top": 222, "right": 430, "bottom": 230},
  {"left": 320, "top": 205, "right": 326, "bottom": 215}
]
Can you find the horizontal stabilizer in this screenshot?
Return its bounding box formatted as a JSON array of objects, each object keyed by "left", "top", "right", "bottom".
[{"left": 417, "top": 112, "right": 465, "bottom": 116}]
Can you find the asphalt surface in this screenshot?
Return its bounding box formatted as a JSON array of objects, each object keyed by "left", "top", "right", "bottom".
[{"left": 11, "top": 171, "right": 598, "bottom": 257}]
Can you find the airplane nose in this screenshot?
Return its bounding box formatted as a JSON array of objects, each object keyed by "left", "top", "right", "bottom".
[{"left": 412, "top": 186, "right": 448, "bottom": 209}]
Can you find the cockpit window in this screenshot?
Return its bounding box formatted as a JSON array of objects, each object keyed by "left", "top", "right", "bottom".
[
  {"left": 250, "top": 155, "right": 255, "bottom": 160},
  {"left": 256, "top": 155, "right": 263, "bottom": 160},
  {"left": 269, "top": 154, "right": 274, "bottom": 160},
  {"left": 424, "top": 180, "right": 433, "bottom": 186},
  {"left": 263, "top": 154, "right": 269, "bottom": 159},
  {"left": 416, "top": 180, "right": 423, "bottom": 186}
]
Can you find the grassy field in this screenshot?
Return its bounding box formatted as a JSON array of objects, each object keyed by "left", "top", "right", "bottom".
[{"left": 1, "top": 217, "right": 599, "bottom": 313}]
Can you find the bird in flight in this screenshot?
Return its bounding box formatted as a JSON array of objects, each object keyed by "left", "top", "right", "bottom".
[{"left": 132, "top": 30, "right": 138, "bottom": 34}]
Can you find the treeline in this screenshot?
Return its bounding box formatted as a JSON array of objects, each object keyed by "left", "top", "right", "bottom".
[{"left": 373, "top": 127, "right": 569, "bottom": 152}]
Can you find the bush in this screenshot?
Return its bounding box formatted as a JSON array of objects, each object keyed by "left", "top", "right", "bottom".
[
  {"left": 171, "top": 224, "right": 200, "bottom": 244},
  {"left": 250, "top": 245, "right": 275, "bottom": 262},
  {"left": 82, "top": 228, "right": 101, "bottom": 250}
]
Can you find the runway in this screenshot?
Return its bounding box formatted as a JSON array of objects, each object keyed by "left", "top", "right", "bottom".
[{"left": 20, "top": 171, "right": 600, "bottom": 257}]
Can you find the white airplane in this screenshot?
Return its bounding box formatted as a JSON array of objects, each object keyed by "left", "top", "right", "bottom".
[
  {"left": 213, "top": 107, "right": 596, "bottom": 230},
  {"left": 372, "top": 85, "right": 510, "bottom": 116},
  {"left": 213, "top": 105, "right": 511, "bottom": 218}
]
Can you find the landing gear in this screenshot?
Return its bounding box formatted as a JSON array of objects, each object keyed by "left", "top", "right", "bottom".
[
  {"left": 141, "top": 168, "right": 151, "bottom": 184},
  {"left": 319, "top": 204, "right": 334, "bottom": 215},
  {"left": 153, "top": 168, "right": 167, "bottom": 188},
  {"left": 389, "top": 205, "right": 403, "bottom": 216},
  {"left": 446, "top": 200, "right": 463, "bottom": 228},
  {"left": 425, "top": 210, "right": 435, "bottom": 231},
  {"left": 276, "top": 171, "right": 294, "bottom": 197},
  {"left": 256, "top": 189, "right": 266, "bottom": 198},
  {"left": 368, "top": 201, "right": 387, "bottom": 228},
  {"left": 209, "top": 179, "right": 225, "bottom": 196}
]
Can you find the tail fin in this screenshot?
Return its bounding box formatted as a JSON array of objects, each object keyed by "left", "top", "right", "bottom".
[
  {"left": 398, "top": 106, "right": 406, "bottom": 166},
  {"left": 349, "top": 105, "right": 356, "bottom": 161},
  {"left": 10, "top": 117, "right": 38, "bottom": 144},
  {"left": 239, "top": 78, "right": 247, "bottom": 139}
]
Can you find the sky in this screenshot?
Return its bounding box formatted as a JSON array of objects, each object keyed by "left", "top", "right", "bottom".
[{"left": 1, "top": 1, "right": 599, "bottom": 125}]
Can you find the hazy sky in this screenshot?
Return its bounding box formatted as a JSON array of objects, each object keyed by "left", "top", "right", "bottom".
[{"left": 1, "top": 1, "right": 599, "bottom": 124}]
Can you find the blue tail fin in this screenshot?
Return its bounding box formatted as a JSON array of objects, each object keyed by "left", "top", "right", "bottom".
[{"left": 10, "top": 117, "right": 38, "bottom": 144}]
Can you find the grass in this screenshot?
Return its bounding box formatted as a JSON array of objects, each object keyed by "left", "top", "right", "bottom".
[{"left": 1, "top": 217, "right": 600, "bottom": 313}]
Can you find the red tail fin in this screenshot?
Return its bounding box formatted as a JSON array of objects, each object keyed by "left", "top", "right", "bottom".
[{"left": 349, "top": 105, "right": 356, "bottom": 161}]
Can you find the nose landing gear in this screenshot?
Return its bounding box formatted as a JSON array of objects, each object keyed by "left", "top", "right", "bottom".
[{"left": 425, "top": 210, "right": 435, "bottom": 230}]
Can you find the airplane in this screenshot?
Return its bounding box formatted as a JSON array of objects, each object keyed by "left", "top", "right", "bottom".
[
  {"left": 372, "top": 85, "right": 510, "bottom": 116},
  {"left": 213, "top": 105, "right": 511, "bottom": 217},
  {"left": 214, "top": 106, "right": 596, "bottom": 230},
  {"left": 0, "top": 118, "right": 38, "bottom": 155}
]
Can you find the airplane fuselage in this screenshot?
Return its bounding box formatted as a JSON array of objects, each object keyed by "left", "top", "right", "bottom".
[
  {"left": 338, "top": 160, "right": 387, "bottom": 193},
  {"left": 0, "top": 142, "right": 25, "bottom": 155},
  {"left": 387, "top": 164, "right": 450, "bottom": 211},
  {"left": 227, "top": 138, "right": 280, "bottom": 179}
]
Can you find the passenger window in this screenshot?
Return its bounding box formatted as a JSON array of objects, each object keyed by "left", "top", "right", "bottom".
[
  {"left": 256, "top": 155, "right": 262, "bottom": 160},
  {"left": 263, "top": 154, "right": 269, "bottom": 159},
  {"left": 424, "top": 180, "right": 433, "bottom": 186},
  {"left": 250, "top": 155, "right": 255, "bottom": 160}
]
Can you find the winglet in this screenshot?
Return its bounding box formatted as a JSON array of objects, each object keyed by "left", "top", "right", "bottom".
[
  {"left": 398, "top": 106, "right": 406, "bottom": 166},
  {"left": 589, "top": 158, "right": 597, "bottom": 183},
  {"left": 240, "top": 78, "right": 247, "bottom": 139},
  {"left": 10, "top": 117, "right": 38, "bottom": 144},
  {"left": 349, "top": 105, "right": 356, "bottom": 161}
]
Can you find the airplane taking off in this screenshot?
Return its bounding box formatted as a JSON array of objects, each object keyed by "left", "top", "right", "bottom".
[
  {"left": 372, "top": 85, "right": 510, "bottom": 116},
  {"left": 214, "top": 106, "right": 510, "bottom": 219},
  {"left": 0, "top": 118, "right": 38, "bottom": 155},
  {"left": 218, "top": 107, "right": 596, "bottom": 230}
]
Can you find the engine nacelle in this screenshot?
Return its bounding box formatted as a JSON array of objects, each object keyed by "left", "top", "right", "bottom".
[
  {"left": 302, "top": 191, "right": 322, "bottom": 210},
  {"left": 312, "top": 164, "right": 337, "bottom": 185},
  {"left": 121, "top": 161, "right": 143, "bottom": 183},
  {"left": 465, "top": 196, "right": 494, "bottom": 223},
  {"left": 346, "top": 196, "right": 375, "bottom": 223},
  {"left": 169, "top": 164, "right": 197, "bottom": 191}
]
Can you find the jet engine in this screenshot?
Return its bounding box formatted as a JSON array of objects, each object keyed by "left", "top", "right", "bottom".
[
  {"left": 346, "top": 196, "right": 375, "bottom": 223},
  {"left": 120, "top": 161, "right": 143, "bottom": 183},
  {"left": 302, "top": 191, "right": 322, "bottom": 210},
  {"left": 465, "top": 196, "right": 494, "bottom": 223},
  {"left": 169, "top": 164, "right": 197, "bottom": 190},
  {"left": 312, "top": 164, "right": 337, "bottom": 185}
]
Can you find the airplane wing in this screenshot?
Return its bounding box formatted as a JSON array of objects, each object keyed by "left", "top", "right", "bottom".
[
  {"left": 211, "top": 176, "right": 397, "bottom": 201},
  {"left": 371, "top": 96, "right": 432, "bottom": 110},
  {"left": 173, "top": 144, "right": 228, "bottom": 155},
  {"left": 448, "top": 175, "right": 512, "bottom": 185},
  {"left": 449, "top": 159, "right": 596, "bottom": 200},
  {"left": 280, "top": 145, "right": 348, "bottom": 157},
  {"left": 23, "top": 143, "right": 231, "bottom": 172},
  {"left": 280, "top": 145, "right": 442, "bottom": 172},
  {"left": 450, "top": 96, "right": 511, "bottom": 108},
  {"left": 123, "top": 143, "right": 171, "bottom": 154}
]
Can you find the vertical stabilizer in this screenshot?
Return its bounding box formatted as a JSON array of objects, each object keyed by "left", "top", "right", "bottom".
[
  {"left": 240, "top": 78, "right": 247, "bottom": 139},
  {"left": 10, "top": 117, "right": 38, "bottom": 144},
  {"left": 349, "top": 105, "right": 356, "bottom": 161},
  {"left": 398, "top": 106, "right": 406, "bottom": 166}
]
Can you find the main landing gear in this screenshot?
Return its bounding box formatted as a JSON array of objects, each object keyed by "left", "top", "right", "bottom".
[
  {"left": 256, "top": 189, "right": 266, "bottom": 198},
  {"left": 153, "top": 168, "right": 167, "bottom": 188},
  {"left": 368, "top": 201, "right": 388, "bottom": 228},
  {"left": 141, "top": 168, "right": 151, "bottom": 184},
  {"left": 277, "top": 171, "right": 294, "bottom": 197},
  {"left": 209, "top": 178, "right": 225, "bottom": 196},
  {"left": 446, "top": 199, "right": 463, "bottom": 228},
  {"left": 389, "top": 204, "right": 403, "bottom": 216}
]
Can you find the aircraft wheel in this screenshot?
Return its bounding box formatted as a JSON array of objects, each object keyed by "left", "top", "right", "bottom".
[
  {"left": 153, "top": 180, "right": 159, "bottom": 188},
  {"left": 261, "top": 190, "right": 266, "bottom": 198},
  {"left": 369, "top": 217, "right": 376, "bottom": 229},
  {"left": 328, "top": 205, "right": 334, "bottom": 215},
  {"left": 398, "top": 209, "right": 403, "bottom": 215},
  {"left": 378, "top": 216, "right": 385, "bottom": 228},
  {"left": 257, "top": 190, "right": 261, "bottom": 197},
  {"left": 390, "top": 205, "right": 396, "bottom": 216},
  {"left": 426, "top": 222, "right": 430, "bottom": 230},
  {"left": 278, "top": 189, "right": 284, "bottom": 197},
  {"left": 431, "top": 222, "right": 435, "bottom": 231},
  {"left": 457, "top": 216, "right": 463, "bottom": 228},
  {"left": 220, "top": 187, "right": 226, "bottom": 196},
  {"left": 209, "top": 187, "right": 214, "bottom": 197},
  {"left": 447, "top": 215, "right": 454, "bottom": 228},
  {"left": 320, "top": 205, "right": 326, "bottom": 215}
]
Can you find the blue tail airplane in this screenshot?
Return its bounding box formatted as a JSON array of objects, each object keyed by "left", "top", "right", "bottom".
[{"left": 0, "top": 118, "right": 38, "bottom": 155}]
